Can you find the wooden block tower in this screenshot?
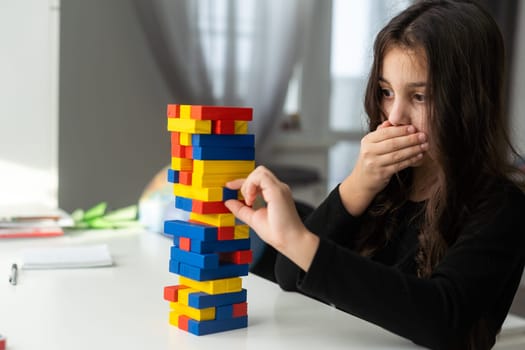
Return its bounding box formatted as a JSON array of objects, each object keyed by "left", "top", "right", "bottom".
[{"left": 162, "top": 104, "right": 255, "bottom": 335}]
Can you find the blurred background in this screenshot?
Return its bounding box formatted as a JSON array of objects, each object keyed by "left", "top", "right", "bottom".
[{"left": 1, "top": 0, "right": 524, "bottom": 213}]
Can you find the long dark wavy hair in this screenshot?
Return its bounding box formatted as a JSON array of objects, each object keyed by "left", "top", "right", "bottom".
[{"left": 358, "top": 0, "right": 524, "bottom": 348}]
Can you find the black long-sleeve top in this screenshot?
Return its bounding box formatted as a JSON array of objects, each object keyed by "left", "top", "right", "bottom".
[{"left": 275, "top": 183, "right": 525, "bottom": 349}]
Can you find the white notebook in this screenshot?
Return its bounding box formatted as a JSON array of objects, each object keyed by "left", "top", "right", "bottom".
[{"left": 21, "top": 244, "right": 113, "bottom": 269}]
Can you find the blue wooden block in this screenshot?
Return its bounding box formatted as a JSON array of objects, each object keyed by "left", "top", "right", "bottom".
[
  {"left": 169, "top": 260, "right": 180, "bottom": 274},
  {"left": 164, "top": 220, "right": 217, "bottom": 241},
  {"left": 216, "top": 305, "right": 234, "bottom": 320},
  {"left": 175, "top": 196, "right": 193, "bottom": 211},
  {"left": 171, "top": 236, "right": 251, "bottom": 254},
  {"left": 187, "top": 316, "right": 248, "bottom": 335},
  {"left": 171, "top": 260, "right": 249, "bottom": 281},
  {"left": 188, "top": 289, "right": 247, "bottom": 309},
  {"left": 170, "top": 246, "right": 219, "bottom": 269},
  {"left": 191, "top": 134, "right": 255, "bottom": 148},
  {"left": 222, "top": 188, "right": 238, "bottom": 201},
  {"left": 167, "top": 169, "right": 179, "bottom": 183},
  {"left": 192, "top": 147, "right": 255, "bottom": 160},
  {"left": 235, "top": 218, "right": 247, "bottom": 226}
]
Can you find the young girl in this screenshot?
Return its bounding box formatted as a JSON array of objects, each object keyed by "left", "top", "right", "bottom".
[{"left": 225, "top": 0, "right": 525, "bottom": 349}]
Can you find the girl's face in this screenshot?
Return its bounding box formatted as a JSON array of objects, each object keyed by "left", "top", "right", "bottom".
[{"left": 379, "top": 46, "right": 429, "bottom": 135}]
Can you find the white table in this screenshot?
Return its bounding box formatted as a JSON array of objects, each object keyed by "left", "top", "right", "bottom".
[{"left": 1, "top": 229, "right": 524, "bottom": 349}]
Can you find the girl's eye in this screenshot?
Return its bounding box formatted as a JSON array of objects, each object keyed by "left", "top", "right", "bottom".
[
  {"left": 414, "top": 93, "right": 426, "bottom": 102},
  {"left": 381, "top": 88, "right": 394, "bottom": 98}
]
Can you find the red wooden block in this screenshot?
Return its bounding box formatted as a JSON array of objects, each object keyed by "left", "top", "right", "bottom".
[
  {"left": 178, "top": 314, "right": 190, "bottom": 331},
  {"left": 192, "top": 200, "right": 230, "bottom": 214},
  {"left": 220, "top": 250, "right": 252, "bottom": 264},
  {"left": 212, "top": 120, "right": 235, "bottom": 134},
  {"left": 179, "top": 171, "right": 192, "bottom": 185},
  {"left": 163, "top": 285, "right": 189, "bottom": 302},
  {"left": 184, "top": 146, "right": 193, "bottom": 159},
  {"left": 217, "top": 226, "right": 234, "bottom": 240},
  {"left": 232, "top": 302, "right": 248, "bottom": 318},
  {"left": 191, "top": 105, "right": 252, "bottom": 121},
  {"left": 171, "top": 131, "right": 180, "bottom": 146},
  {"left": 167, "top": 104, "right": 180, "bottom": 118},
  {"left": 171, "top": 144, "right": 187, "bottom": 158},
  {"left": 179, "top": 237, "right": 191, "bottom": 251}
]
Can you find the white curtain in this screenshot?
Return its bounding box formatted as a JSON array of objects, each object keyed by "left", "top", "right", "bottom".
[{"left": 134, "top": 0, "right": 315, "bottom": 162}]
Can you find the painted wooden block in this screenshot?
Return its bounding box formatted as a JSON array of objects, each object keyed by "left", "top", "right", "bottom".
[
  {"left": 167, "top": 104, "right": 180, "bottom": 118},
  {"left": 164, "top": 220, "right": 217, "bottom": 241},
  {"left": 192, "top": 160, "right": 255, "bottom": 175},
  {"left": 186, "top": 289, "right": 247, "bottom": 309},
  {"left": 190, "top": 105, "right": 252, "bottom": 121},
  {"left": 179, "top": 276, "right": 242, "bottom": 295},
  {"left": 168, "top": 118, "right": 212, "bottom": 134},
  {"left": 192, "top": 146, "right": 255, "bottom": 161},
  {"left": 191, "top": 134, "right": 255, "bottom": 148}
]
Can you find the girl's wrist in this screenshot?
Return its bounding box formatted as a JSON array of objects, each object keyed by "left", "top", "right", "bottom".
[
  {"left": 279, "top": 229, "right": 320, "bottom": 272},
  {"left": 339, "top": 173, "right": 376, "bottom": 216}
]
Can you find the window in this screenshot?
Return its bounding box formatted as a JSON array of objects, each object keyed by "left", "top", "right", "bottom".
[
  {"left": 197, "top": 0, "right": 256, "bottom": 103},
  {"left": 328, "top": 0, "right": 411, "bottom": 189},
  {"left": 0, "top": 0, "right": 60, "bottom": 208}
]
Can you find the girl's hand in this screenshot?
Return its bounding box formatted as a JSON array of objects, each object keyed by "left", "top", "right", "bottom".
[
  {"left": 340, "top": 121, "right": 428, "bottom": 215},
  {"left": 225, "top": 166, "right": 319, "bottom": 271}
]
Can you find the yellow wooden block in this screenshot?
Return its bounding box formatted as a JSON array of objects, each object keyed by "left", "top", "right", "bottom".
[
  {"left": 234, "top": 225, "right": 250, "bottom": 239},
  {"left": 170, "top": 302, "right": 215, "bottom": 321},
  {"left": 168, "top": 118, "right": 212, "bottom": 134},
  {"left": 169, "top": 310, "right": 181, "bottom": 327},
  {"left": 192, "top": 172, "right": 250, "bottom": 187},
  {"left": 190, "top": 212, "right": 236, "bottom": 227},
  {"left": 173, "top": 183, "right": 224, "bottom": 201},
  {"left": 177, "top": 287, "right": 198, "bottom": 306},
  {"left": 193, "top": 160, "right": 255, "bottom": 175},
  {"left": 179, "top": 132, "right": 192, "bottom": 146},
  {"left": 179, "top": 276, "right": 242, "bottom": 295},
  {"left": 235, "top": 121, "right": 248, "bottom": 134},
  {"left": 180, "top": 105, "right": 191, "bottom": 119},
  {"left": 171, "top": 157, "right": 193, "bottom": 171}
]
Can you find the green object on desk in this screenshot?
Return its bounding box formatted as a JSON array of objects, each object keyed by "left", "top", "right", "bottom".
[{"left": 71, "top": 202, "right": 142, "bottom": 229}]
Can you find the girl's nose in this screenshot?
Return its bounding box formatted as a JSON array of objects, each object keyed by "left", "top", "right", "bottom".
[{"left": 387, "top": 99, "right": 410, "bottom": 126}]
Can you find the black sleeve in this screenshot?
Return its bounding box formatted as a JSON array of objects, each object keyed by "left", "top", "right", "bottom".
[
  {"left": 296, "top": 188, "right": 525, "bottom": 349},
  {"left": 274, "top": 185, "right": 362, "bottom": 292}
]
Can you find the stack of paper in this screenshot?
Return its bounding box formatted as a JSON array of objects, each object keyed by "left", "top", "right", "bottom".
[
  {"left": 21, "top": 244, "right": 113, "bottom": 269},
  {"left": 0, "top": 205, "right": 74, "bottom": 238}
]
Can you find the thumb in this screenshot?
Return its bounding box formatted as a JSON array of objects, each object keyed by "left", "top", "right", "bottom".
[{"left": 225, "top": 199, "right": 255, "bottom": 226}]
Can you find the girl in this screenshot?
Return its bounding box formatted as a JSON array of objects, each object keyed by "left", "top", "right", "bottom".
[{"left": 225, "top": 0, "right": 525, "bottom": 349}]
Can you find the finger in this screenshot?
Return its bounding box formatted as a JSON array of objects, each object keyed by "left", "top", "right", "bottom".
[
  {"left": 376, "top": 142, "right": 428, "bottom": 166},
  {"left": 376, "top": 120, "right": 392, "bottom": 130},
  {"left": 240, "top": 178, "right": 261, "bottom": 206},
  {"left": 225, "top": 178, "right": 245, "bottom": 190},
  {"left": 224, "top": 199, "right": 256, "bottom": 226},
  {"left": 368, "top": 132, "right": 427, "bottom": 157},
  {"left": 381, "top": 152, "right": 424, "bottom": 174},
  {"left": 367, "top": 125, "right": 418, "bottom": 143}
]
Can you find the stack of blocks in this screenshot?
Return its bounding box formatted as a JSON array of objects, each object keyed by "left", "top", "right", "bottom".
[{"left": 163, "top": 104, "right": 255, "bottom": 335}]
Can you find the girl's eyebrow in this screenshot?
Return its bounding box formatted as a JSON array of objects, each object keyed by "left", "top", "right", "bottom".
[{"left": 379, "top": 77, "right": 427, "bottom": 88}]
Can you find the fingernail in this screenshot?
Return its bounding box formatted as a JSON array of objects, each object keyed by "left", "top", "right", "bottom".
[
  {"left": 420, "top": 142, "right": 429, "bottom": 150},
  {"left": 407, "top": 126, "right": 416, "bottom": 133},
  {"left": 418, "top": 133, "right": 427, "bottom": 142}
]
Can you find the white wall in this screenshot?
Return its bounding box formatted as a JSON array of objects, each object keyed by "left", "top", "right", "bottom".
[
  {"left": 0, "top": 0, "right": 60, "bottom": 208},
  {"left": 59, "top": 0, "right": 173, "bottom": 212}
]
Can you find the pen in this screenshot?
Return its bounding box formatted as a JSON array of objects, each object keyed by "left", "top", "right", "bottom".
[{"left": 9, "top": 263, "right": 17, "bottom": 285}]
